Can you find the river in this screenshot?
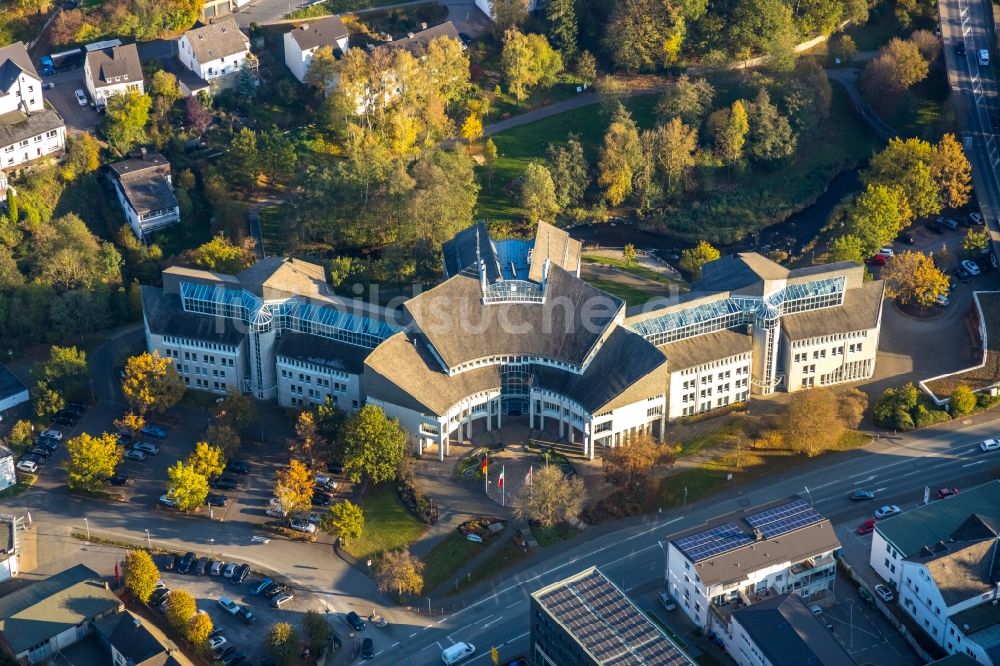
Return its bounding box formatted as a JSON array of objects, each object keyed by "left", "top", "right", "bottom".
[{"left": 569, "top": 167, "right": 863, "bottom": 259}]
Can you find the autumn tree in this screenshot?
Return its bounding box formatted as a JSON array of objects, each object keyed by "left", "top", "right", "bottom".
[
  {"left": 304, "top": 45, "right": 338, "bottom": 99},
  {"left": 885, "top": 37, "right": 930, "bottom": 87},
  {"left": 64, "top": 433, "right": 122, "bottom": 491},
  {"left": 863, "top": 137, "right": 939, "bottom": 219},
  {"left": 60, "top": 132, "right": 101, "bottom": 182},
  {"left": 321, "top": 499, "right": 364, "bottom": 543},
  {"left": 881, "top": 251, "right": 948, "bottom": 306},
  {"left": 513, "top": 464, "right": 586, "bottom": 528},
  {"left": 575, "top": 50, "right": 597, "bottom": 84},
  {"left": 343, "top": 405, "right": 407, "bottom": 484},
  {"left": 266, "top": 622, "right": 301, "bottom": 666},
  {"left": 185, "top": 95, "right": 212, "bottom": 135},
  {"left": 546, "top": 0, "right": 577, "bottom": 57},
  {"left": 910, "top": 29, "right": 941, "bottom": 62},
  {"left": 289, "top": 410, "right": 322, "bottom": 468},
  {"left": 546, "top": 135, "right": 589, "bottom": 210},
  {"left": 679, "top": 241, "right": 720, "bottom": 279},
  {"left": 656, "top": 75, "right": 715, "bottom": 126},
  {"left": 653, "top": 117, "right": 698, "bottom": 194},
  {"left": 521, "top": 161, "right": 560, "bottom": 222},
  {"left": 598, "top": 104, "right": 642, "bottom": 205},
  {"left": 165, "top": 590, "right": 197, "bottom": 632},
  {"left": 7, "top": 420, "right": 33, "bottom": 447},
  {"left": 605, "top": 0, "right": 685, "bottom": 71},
  {"left": 187, "top": 442, "right": 226, "bottom": 478},
  {"left": 166, "top": 460, "right": 209, "bottom": 511},
  {"left": 215, "top": 389, "right": 253, "bottom": 429},
  {"left": 274, "top": 459, "right": 314, "bottom": 513},
  {"left": 205, "top": 423, "right": 241, "bottom": 457},
  {"left": 829, "top": 234, "right": 866, "bottom": 264},
  {"left": 845, "top": 183, "right": 912, "bottom": 257},
  {"left": 782, "top": 388, "right": 846, "bottom": 456},
  {"left": 102, "top": 90, "right": 152, "bottom": 155},
  {"left": 963, "top": 228, "right": 990, "bottom": 255},
  {"left": 602, "top": 433, "right": 675, "bottom": 492},
  {"left": 374, "top": 549, "right": 425, "bottom": 597},
  {"left": 460, "top": 114, "right": 482, "bottom": 141},
  {"left": 186, "top": 611, "right": 214, "bottom": 650},
  {"left": 185, "top": 234, "right": 256, "bottom": 273},
  {"left": 931, "top": 133, "right": 972, "bottom": 209},
  {"left": 302, "top": 610, "right": 333, "bottom": 654},
  {"left": 124, "top": 549, "right": 159, "bottom": 602},
  {"left": 623, "top": 243, "right": 637, "bottom": 265},
  {"left": 950, "top": 384, "right": 977, "bottom": 416},
  {"left": 746, "top": 89, "right": 796, "bottom": 162},
  {"left": 492, "top": 0, "right": 529, "bottom": 37},
  {"left": 501, "top": 29, "right": 563, "bottom": 103},
  {"left": 121, "top": 351, "right": 186, "bottom": 415}
]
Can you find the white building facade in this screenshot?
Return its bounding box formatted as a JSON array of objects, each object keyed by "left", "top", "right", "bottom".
[
  {"left": 0, "top": 448, "right": 15, "bottom": 493},
  {"left": 283, "top": 16, "right": 349, "bottom": 83},
  {"left": 0, "top": 42, "right": 66, "bottom": 170},
  {"left": 177, "top": 18, "right": 251, "bottom": 82},
  {"left": 108, "top": 153, "right": 181, "bottom": 240},
  {"left": 83, "top": 44, "right": 144, "bottom": 108}
]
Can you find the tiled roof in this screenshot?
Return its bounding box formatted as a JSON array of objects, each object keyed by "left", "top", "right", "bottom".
[
  {"left": 109, "top": 153, "right": 177, "bottom": 215},
  {"left": 86, "top": 44, "right": 143, "bottom": 87},
  {"left": 0, "top": 107, "right": 63, "bottom": 148},
  {"left": 0, "top": 42, "right": 40, "bottom": 90},
  {"left": 141, "top": 286, "right": 245, "bottom": 347},
  {"left": 732, "top": 593, "right": 858, "bottom": 666},
  {"left": 657, "top": 327, "right": 753, "bottom": 372},
  {"left": 912, "top": 538, "right": 1000, "bottom": 606},
  {"left": 182, "top": 19, "right": 249, "bottom": 64},
  {"left": 289, "top": 15, "right": 349, "bottom": 51}
]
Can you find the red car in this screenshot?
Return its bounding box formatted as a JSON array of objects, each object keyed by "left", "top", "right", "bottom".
[
  {"left": 857, "top": 519, "right": 877, "bottom": 535},
  {"left": 936, "top": 488, "right": 959, "bottom": 499},
  {"left": 867, "top": 254, "right": 886, "bottom": 266}
]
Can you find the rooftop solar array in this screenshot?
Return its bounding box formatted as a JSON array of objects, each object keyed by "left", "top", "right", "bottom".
[
  {"left": 744, "top": 498, "right": 824, "bottom": 539},
  {"left": 673, "top": 522, "right": 756, "bottom": 563},
  {"left": 537, "top": 570, "right": 691, "bottom": 665}
]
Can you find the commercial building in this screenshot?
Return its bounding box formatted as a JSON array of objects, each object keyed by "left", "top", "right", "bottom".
[
  {"left": 283, "top": 16, "right": 349, "bottom": 83},
  {"left": 108, "top": 151, "right": 180, "bottom": 240},
  {"left": 530, "top": 567, "right": 695, "bottom": 665},
  {"left": 665, "top": 497, "right": 841, "bottom": 647},
  {"left": 0, "top": 564, "right": 121, "bottom": 664},
  {"left": 0, "top": 515, "right": 21, "bottom": 581},
  {"left": 83, "top": 43, "right": 144, "bottom": 109},
  {"left": 0, "top": 447, "right": 14, "bottom": 494},
  {"left": 0, "top": 364, "right": 28, "bottom": 417},
  {"left": 729, "top": 593, "right": 857, "bottom": 666},
  {"left": 0, "top": 42, "right": 65, "bottom": 170}
]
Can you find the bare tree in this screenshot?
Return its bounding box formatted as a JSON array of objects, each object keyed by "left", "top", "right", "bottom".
[{"left": 514, "top": 465, "right": 586, "bottom": 528}]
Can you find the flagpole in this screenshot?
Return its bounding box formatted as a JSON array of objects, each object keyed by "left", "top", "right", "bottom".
[
  {"left": 502, "top": 465, "right": 505, "bottom": 507},
  {"left": 484, "top": 458, "right": 488, "bottom": 495}
]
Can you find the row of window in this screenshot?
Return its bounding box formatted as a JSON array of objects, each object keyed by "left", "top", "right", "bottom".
[
  {"left": 680, "top": 391, "right": 749, "bottom": 416},
  {"left": 792, "top": 343, "right": 864, "bottom": 364},
  {"left": 185, "top": 377, "right": 227, "bottom": 391},
  {"left": 160, "top": 337, "right": 236, "bottom": 353},
  {"left": 680, "top": 378, "right": 750, "bottom": 404},
  {"left": 279, "top": 368, "right": 348, "bottom": 392}
]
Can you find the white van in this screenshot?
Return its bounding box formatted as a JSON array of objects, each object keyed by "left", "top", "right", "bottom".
[{"left": 441, "top": 642, "right": 476, "bottom": 665}]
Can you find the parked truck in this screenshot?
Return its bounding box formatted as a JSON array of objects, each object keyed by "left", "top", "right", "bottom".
[{"left": 39, "top": 48, "right": 83, "bottom": 75}]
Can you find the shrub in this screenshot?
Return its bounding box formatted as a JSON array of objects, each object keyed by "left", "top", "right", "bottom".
[
  {"left": 913, "top": 404, "right": 951, "bottom": 428},
  {"left": 950, "top": 384, "right": 977, "bottom": 416}
]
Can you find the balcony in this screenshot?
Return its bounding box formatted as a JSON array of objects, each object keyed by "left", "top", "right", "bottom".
[
  {"left": 710, "top": 597, "right": 746, "bottom": 625},
  {"left": 740, "top": 586, "right": 780, "bottom": 606},
  {"left": 790, "top": 554, "right": 834, "bottom": 576}
]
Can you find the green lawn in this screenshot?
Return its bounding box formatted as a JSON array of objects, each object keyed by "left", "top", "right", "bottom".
[
  {"left": 0, "top": 476, "right": 35, "bottom": 499},
  {"left": 845, "top": 6, "right": 902, "bottom": 51},
  {"left": 344, "top": 484, "right": 427, "bottom": 560},
  {"left": 258, "top": 205, "right": 290, "bottom": 256},
  {"left": 580, "top": 277, "right": 661, "bottom": 308},
  {"left": 530, "top": 523, "right": 579, "bottom": 547},
  {"left": 581, "top": 255, "right": 676, "bottom": 284},
  {"left": 421, "top": 530, "right": 484, "bottom": 593}
]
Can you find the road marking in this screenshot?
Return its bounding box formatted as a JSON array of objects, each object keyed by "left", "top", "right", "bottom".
[
  {"left": 390, "top": 642, "right": 399, "bottom": 648},
  {"left": 875, "top": 487, "right": 887, "bottom": 493},
  {"left": 853, "top": 475, "right": 875, "bottom": 485},
  {"left": 409, "top": 633, "right": 418, "bottom": 638},
  {"left": 448, "top": 616, "right": 493, "bottom": 641},
  {"left": 422, "top": 625, "right": 433, "bottom": 631},
  {"left": 481, "top": 616, "right": 504, "bottom": 629},
  {"left": 506, "top": 600, "right": 523, "bottom": 609},
  {"left": 963, "top": 460, "right": 987, "bottom": 467},
  {"left": 374, "top": 651, "right": 384, "bottom": 658}
]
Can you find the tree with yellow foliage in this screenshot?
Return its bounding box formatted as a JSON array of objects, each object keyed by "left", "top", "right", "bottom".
[
  {"left": 64, "top": 432, "right": 123, "bottom": 491},
  {"left": 598, "top": 104, "right": 642, "bottom": 206},
  {"left": 460, "top": 114, "right": 483, "bottom": 141},
  {"left": 121, "top": 351, "right": 185, "bottom": 415},
  {"left": 274, "top": 459, "right": 314, "bottom": 514},
  {"left": 188, "top": 442, "right": 226, "bottom": 479},
  {"left": 881, "top": 251, "right": 948, "bottom": 306},
  {"left": 931, "top": 133, "right": 973, "bottom": 209}
]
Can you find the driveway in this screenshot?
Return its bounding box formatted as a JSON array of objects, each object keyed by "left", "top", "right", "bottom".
[{"left": 45, "top": 75, "right": 100, "bottom": 133}]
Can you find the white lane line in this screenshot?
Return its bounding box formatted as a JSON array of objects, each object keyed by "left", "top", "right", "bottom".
[
  {"left": 409, "top": 632, "right": 418, "bottom": 638},
  {"left": 963, "top": 460, "right": 987, "bottom": 467},
  {"left": 422, "top": 625, "right": 433, "bottom": 631},
  {"left": 853, "top": 475, "right": 875, "bottom": 485},
  {"left": 464, "top": 633, "right": 531, "bottom": 663},
  {"left": 874, "top": 487, "right": 888, "bottom": 493},
  {"left": 390, "top": 642, "right": 399, "bottom": 648},
  {"left": 481, "top": 617, "right": 504, "bottom": 629},
  {"left": 506, "top": 601, "right": 523, "bottom": 610},
  {"left": 448, "top": 616, "right": 493, "bottom": 641},
  {"left": 374, "top": 651, "right": 384, "bottom": 658}
]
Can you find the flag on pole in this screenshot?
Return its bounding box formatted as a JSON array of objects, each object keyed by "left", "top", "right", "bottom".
[
  {"left": 481, "top": 456, "right": 488, "bottom": 475},
  {"left": 497, "top": 467, "right": 505, "bottom": 489},
  {"left": 499, "top": 465, "right": 505, "bottom": 507},
  {"left": 525, "top": 466, "right": 533, "bottom": 486}
]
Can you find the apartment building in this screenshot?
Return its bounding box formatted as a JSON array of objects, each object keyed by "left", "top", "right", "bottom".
[{"left": 0, "top": 43, "right": 65, "bottom": 170}]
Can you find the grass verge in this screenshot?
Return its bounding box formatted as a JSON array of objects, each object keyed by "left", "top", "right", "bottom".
[
  {"left": 581, "top": 277, "right": 661, "bottom": 307},
  {"left": 421, "top": 530, "right": 484, "bottom": 593},
  {"left": 453, "top": 540, "right": 532, "bottom": 593},
  {"left": 0, "top": 475, "right": 35, "bottom": 499},
  {"left": 344, "top": 484, "right": 427, "bottom": 560},
  {"left": 531, "top": 523, "right": 579, "bottom": 547}
]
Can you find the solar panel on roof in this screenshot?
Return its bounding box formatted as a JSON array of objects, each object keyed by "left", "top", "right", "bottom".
[
  {"left": 674, "top": 522, "right": 755, "bottom": 562},
  {"left": 744, "top": 498, "right": 824, "bottom": 539}
]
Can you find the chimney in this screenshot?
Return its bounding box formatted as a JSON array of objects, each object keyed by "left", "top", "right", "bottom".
[
  {"left": 753, "top": 528, "right": 764, "bottom": 541},
  {"left": 421, "top": 22, "right": 427, "bottom": 29},
  {"left": 407, "top": 32, "right": 415, "bottom": 39}
]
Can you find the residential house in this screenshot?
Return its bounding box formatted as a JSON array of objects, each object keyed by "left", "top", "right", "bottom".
[
  {"left": 83, "top": 43, "right": 144, "bottom": 109},
  {"left": 0, "top": 169, "right": 7, "bottom": 203},
  {"left": 177, "top": 18, "right": 251, "bottom": 88},
  {"left": 729, "top": 593, "right": 857, "bottom": 666},
  {"left": 0, "top": 564, "right": 122, "bottom": 664},
  {"left": 283, "top": 15, "right": 349, "bottom": 83},
  {"left": 96, "top": 610, "right": 194, "bottom": 666},
  {"left": 108, "top": 151, "right": 180, "bottom": 240},
  {"left": 0, "top": 364, "right": 28, "bottom": 417},
  {"left": 474, "top": 0, "right": 543, "bottom": 22},
  {"left": 0, "top": 446, "right": 15, "bottom": 494},
  {"left": 869, "top": 480, "right": 1000, "bottom": 587},
  {"left": 530, "top": 567, "right": 695, "bottom": 665},
  {"left": 665, "top": 497, "right": 841, "bottom": 653},
  {"left": 0, "top": 43, "right": 65, "bottom": 169}
]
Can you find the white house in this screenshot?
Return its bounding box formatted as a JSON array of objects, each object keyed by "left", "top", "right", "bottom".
[
  {"left": 177, "top": 18, "right": 250, "bottom": 83},
  {"left": 474, "top": 0, "right": 543, "bottom": 22},
  {"left": 0, "top": 42, "right": 65, "bottom": 170},
  {"left": 0, "top": 364, "right": 28, "bottom": 419},
  {"left": 83, "top": 44, "right": 144, "bottom": 109},
  {"left": 0, "top": 447, "right": 15, "bottom": 493},
  {"left": 283, "top": 16, "right": 349, "bottom": 84},
  {"left": 665, "top": 497, "right": 841, "bottom": 653},
  {"left": 108, "top": 151, "right": 180, "bottom": 240}
]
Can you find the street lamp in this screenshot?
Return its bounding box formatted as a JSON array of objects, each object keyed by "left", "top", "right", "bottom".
[
  {"left": 803, "top": 485, "right": 814, "bottom": 506},
  {"left": 144, "top": 529, "right": 151, "bottom": 550},
  {"left": 83, "top": 517, "right": 90, "bottom": 541},
  {"left": 209, "top": 538, "right": 215, "bottom": 555}
]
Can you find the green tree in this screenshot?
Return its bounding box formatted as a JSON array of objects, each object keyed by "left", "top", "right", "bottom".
[
  {"left": 623, "top": 243, "right": 637, "bottom": 266},
  {"left": 7, "top": 419, "right": 33, "bottom": 447},
  {"left": 215, "top": 388, "right": 254, "bottom": 429},
  {"left": 521, "top": 162, "right": 560, "bottom": 222},
  {"left": 165, "top": 590, "right": 197, "bottom": 632},
  {"left": 605, "top": 0, "right": 685, "bottom": 71},
  {"left": 274, "top": 459, "right": 314, "bottom": 513},
  {"left": 186, "top": 234, "right": 256, "bottom": 273},
  {"left": 60, "top": 132, "right": 101, "bottom": 182},
  {"left": 302, "top": 610, "right": 332, "bottom": 653},
  {"left": 227, "top": 127, "right": 260, "bottom": 188},
  {"left": 501, "top": 29, "right": 564, "bottom": 103},
  {"left": 491, "top": 0, "right": 529, "bottom": 37},
  {"left": 124, "top": 549, "right": 159, "bottom": 602},
  {"left": 546, "top": 135, "right": 589, "bottom": 209},
  {"left": 102, "top": 90, "right": 152, "bottom": 155},
  {"left": 343, "top": 405, "right": 407, "bottom": 484},
  {"left": 679, "top": 241, "right": 721, "bottom": 278},
  {"left": 884, "top": 37, "right": 929, "bottom": 88},
  {"left": 187, "top": 442, "right": 226, "bottom": 479},
  {"left": 304, "top": 45, "right": 339, "bottom": 99},
  {"left": 963, "top": 228, "right": 990, "bottom": 254},
  {"left": 873, "top": 383, "right": 920, "bottom": 430},
  {"left": 575, "top": 50, "right": 597, "bottom": 84},
  {"left": 829, "top": 234, "right": 866, "bottom": 264},
  {"left": 121, "top": 351, "right": 186, "bottom": 415},
  {"left": 258, "top": 128, "right": 298, "bottom": 183},
  {"left": 830, "top": 33, "right": 858, "bottom": 62},
  {"left": 5, "top": 188, "right": 16, "bottom": 222},
  {"left": 746, "top": 89, "right": 796, "bottom": 162},
  {"left": 374, "top": 549, "right": 425, "bottom": 597},
  {"left": 205, "top": 423, "right": 241, "bottom": 457},
  {"left": 727, "top": 0, "right": 797, "bottom": 60},
  {"left": 150, "top": 70, "right": 182, "bottom": 104},
  {"left": 64, "top": 433, "right": 122, "bottom": 491},
  {"left": 513, "top": 464, "right": 586, "bottom": 528},
  {"left": 653, "top": 117, "right": 698, "bottom": 194},
  {"left": 546, "top": 0, "right": 577, "bottom": 57},
  {"left": 266, "top": 622, "right": 301, "bottom": 666},
  {"left": 846, "top": 183, "right": 912, "bottom": 257},
  {"left": 931, "top": 133, "right": 973, "bottom": 209},
  {"left": 950, "top": 384, "right": 977, "bottom": 416},
  {"left": 33, "top": 345, "right": 89, "bottom": 416},
  {"left": 863, "top": 137, "right": 939, "bottom": 218},
  {"left": 484, "top": 138, "right": 498, "bottom": 187},
  {"left": 709, "top": 100, "right": 749, "bottom": 165},
  {"left": 655, "top": 75, "right": 714, "bottom": 126},
  {"left": 166, "top": 460, "right": 209, "bottom": 511},
  {"left": 321, "top": 499, "right": 364, "bottom": 543},
  {"left": 598, "top": 104, "right": 642, "bottom": 205}
]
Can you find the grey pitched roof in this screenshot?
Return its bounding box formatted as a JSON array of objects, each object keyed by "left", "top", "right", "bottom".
[
  {"left": 289, "top": 15, "right": 349, "bottom": 50},
  {"left": 0, "top": 42, "right": 40, "bottom": 90},
  {"left": 875, "top": 481, "right": 1000, "bottom": 558},
  {"left": 276, "top": 331, "right": 370, "bottom": 375},
  {"left": 103, "top": 612, "right": 168, "bottom": 664},
  {"left": 381, "top": 21, "right": 460, "bottom": 56},
  {"left": 952, "top": 603, "right": 1000, "bottom": 637},
  {"left": 909, "top": 539, "right": 1000, "bottom": 606},
  {"left": 528, "top": 221, "right": 581, "bottom": 282},
  {"left": 0, "top": 363, "right": 26, "bottom": 402},
  {"left": 694, "top": 252, "right": 788, "bottom": 294},
  {"left": 405, "top": 265, "right": 622, "bottom": 370},
  {"left": 0, "top": 107, "right": 63, "bottom": 148},
  {"left": 657, "top": 328, "right": 753, "bottom": 372},
  {"left": 108, "top": 153, "right": 178, "bottom": 215},
  {"left": 780, "top": 279, "right": 884, "bottom": 340},
  {"left": 0, "top": 565, "right": 120, "bottom": 655},
  {"left": 442, "top": 222, "right": 493, "bottom": 279},
  {"left": 86, "top": 44, "right": 143, "bottom": 88},
  {"left": 141, "top": 286, "right": 245, "bottom": 347},
  {"left": 364, "top": 331, "right": 501, "bottom": 416},
  {"left": 182, "top": 19, "right": 249, "bottom": 63},
  {"left": 668, "top": 497, "right": 840, "bottom": 586},
  {"left": 731, "top": 593, "right": 858, "bottom": 666}
]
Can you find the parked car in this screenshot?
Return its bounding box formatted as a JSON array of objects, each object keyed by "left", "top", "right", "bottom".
[
  {"left": 158, "top": 494, "right": 178, "bottom": 508},
  {"left": 979, "top": 48, "right": 990, "bottom": 66},
  {"left": 263, "top": 584, "right": 287, "bottom": 599},
  {"left": 927, "top": 221, "right": 946, "bottom": 234},
  {"left": 178, "top": 552, "right": 196, "bottom": 574},
  {"left": 215, "top": 645, "right": 237, "bottom": 661},
  {"left": 962, "top": 259, "right": 982, "bottom": 276},
  {"left": 877, "top": 247, "right": 894, "bottom": 257},
  {"left": 74, "top": 89, "right": 87, "bottom": 105},
  {"left": 210, "top": 476, "right": 240, "bottom": 490},
  {"left": 51, "top": 414, "right": 76, "bottom": 426},
  {"left": 858, "top": 587, "right": 876, "bottom": 606},
  {"left": 326, "top": 462, "right": 344, "bottom": 474},
  {"left": 26, "top": 446, "right": 51, "bottom": 458},
  {"left": 315, "top": 474, "right": 338, "bottom": 490},
  {"left": 657, "top": 592, "right": 676, "bottom": 611},
  {"left": 981, "top": 438, "right": 1000, "bottom": 451},
  {"left": 162, "top": 555, "right": 177, "bottom": 571},
  {"left": 223, "top": 562, "right": 238, "bottom": 578},
  {"left": 124, "top": 449, "right": 146, "bottom": 463},
  {"left": 221, "top": 650, "right": 245, "bottom": 666},
  {"left": 956, "top": 266, "right": 972, "bottom": 283},
  {"left": 957, "top": 41, "right": 967, "bottom": 57},
  {"left": 210, "top": 560, "right": 224, "bottom": 576},
  {"left": 311, "top": 491, "right": 331, "bottom": 506},
  {"left": 969, "top": 212, "right": 984, "bottom": 225},
  {"left": 195, "top": 557, "right": 210, "bottom": 575},
  {"left": 289, "top": 519, "right": 316, "bottom": 534},
  {"left": 271, "top": 593, "right": 294, "bottom": 608},
  {"left": 867, "top": 254, "right": 886, "bottom": 266},
  {"left": 936, "top": 216, "right": 960, "bottom": 230},
  {"left": 150, "top": 588, "right": 170, "bottom": 605},
  {"left": 206, "top": 494, "right": 230, "bottom": 507},
  {"left": 936, "top": 487, "right": 960, "bottom": 499},
  {"left": 132, "top": 442, "right": 159, "bottom": 456},
  {"left": 231, "top": 563, "right": 250, "bottom": 583},
  {"left": 141, "top": 424, "right": 168, "bottom": 439},
  {"left": 109, "top": 473, "right": 129, "bottom": 486},
  {"left": 250, "top": 578, "right": 273, "bottom": 595},
  {"left": 850, "top": 489, "right": 875, "bottom": 501},
  {"left": 16, "top": 460, "right": 38, "bottom": 474},
  {"left": 897, "top": 232, "right": 915, "bottom": 244},
  {"left": 857, "top": 519, "right": 877, "bottom": 535},
  {"left": 875, "top": 505, "right": 901, "bottom": 519},
  {"left": 936, "top": 293, "right": 950, "bottom": 307},
  {"left": 345, "top": 611, "right": 366, "bottom": 631},
  {"left": 218, "top": 597, "right": 240, "bottom": 615},
  {"left": 237, "top": 605, "right": 256, "bottom": 624},
  {"left": 209, "top": 635, "right": 228, "bottom": 652},
  {"left": 361, "top": 638, "right": 374, "bottom": 660},
  {"left": 875, "top": 584, "right": 895, "bottom": 602},
  {"left": 266, "top": 506, "right": 287, "bottom": 518},
  {"left": 40, "top": 429, "right": 63, "bottom": 441},
  {"left": 225, "top": 461, "right": 250, "bottom": 475}
]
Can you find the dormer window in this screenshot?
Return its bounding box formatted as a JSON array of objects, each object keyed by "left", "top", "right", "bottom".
[
  {"left": 123, "top": 75, "right": 128, "bottom": 81},
  {"left": 114, "top": 76, "right": 120, "bottom": 82}
]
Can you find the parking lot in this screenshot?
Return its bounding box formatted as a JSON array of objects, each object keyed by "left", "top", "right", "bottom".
[{"left": 44, "top": 75, "right": 100, "bottom": 132}]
